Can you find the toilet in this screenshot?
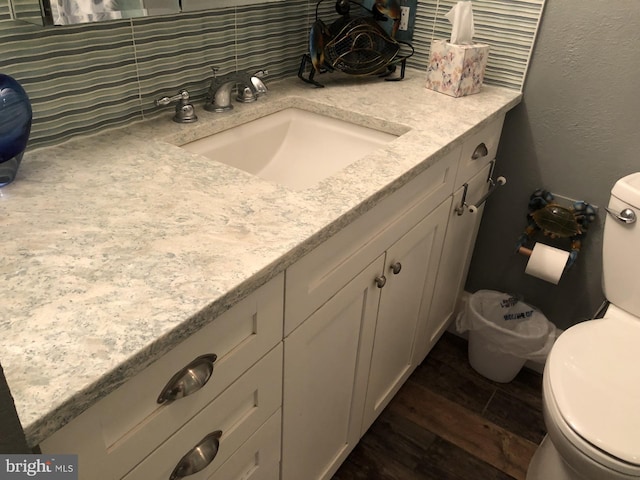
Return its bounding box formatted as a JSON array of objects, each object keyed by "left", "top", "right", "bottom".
[{"left": 527, "top": 172, "right": 640, "bottom": 480}]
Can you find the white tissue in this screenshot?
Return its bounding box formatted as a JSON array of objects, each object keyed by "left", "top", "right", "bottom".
[
  {"left": 445, "top": 1, "right": 475, "bottom": 44},
  {"left": 525, "top": 243, "right": 570, "bottom": 285}
]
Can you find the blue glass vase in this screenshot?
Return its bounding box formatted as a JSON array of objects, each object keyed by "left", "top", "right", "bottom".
[{"left": 0, "top": 74, "right": 32, "bottom": 187}]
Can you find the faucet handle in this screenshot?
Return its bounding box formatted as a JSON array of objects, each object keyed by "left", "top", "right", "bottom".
[
  {"left": 155, "top": 89, "right": 198, "bottom": 123},
  {"left": 237, "top": 82, "right": 265, "bottom": 103},
  {"left": 237, "top": 70, "right": 268, "bottom": 103},
  {"left": 251, "top": 69, "right": 268, "bottom": 94},
  {"left": 156, "top": 89, "right": 189, "bottom": 106},
  {"left": 251, "top": 76, "right": 268, "bottom": 94}
]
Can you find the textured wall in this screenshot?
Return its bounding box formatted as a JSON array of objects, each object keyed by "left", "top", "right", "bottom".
[{"left": 466, "top": 0, "right": 640, "bottom": 330}]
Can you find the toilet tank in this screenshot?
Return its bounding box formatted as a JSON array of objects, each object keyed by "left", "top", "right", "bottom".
[{"left": 603, "top": 172, "right": 640, "bottom": 317}]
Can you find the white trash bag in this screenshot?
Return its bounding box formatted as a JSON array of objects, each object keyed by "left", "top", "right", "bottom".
[{"left": 456, "top": 290, "right": 558, "bottom": 363}]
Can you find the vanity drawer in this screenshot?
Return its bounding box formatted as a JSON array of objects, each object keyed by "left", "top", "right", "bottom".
[
  {"left": 205, "top": 409, "right": 281, "bottom": 480},
  {"left": 123, "top": 344, "right": 282, "bottom": 480},
  {"left": 454, "top": 114, "right": 505, "bottom": 188},
  {"left": 40, "top": 273, "right": 284, "bottom": 480},
  {"left": 284, "top": 147, "right": 458, "bottom": 336}
]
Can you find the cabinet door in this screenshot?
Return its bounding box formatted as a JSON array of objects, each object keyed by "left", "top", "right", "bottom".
[
  {"left": 419, "top": 163, "right": 493, "bottom": 361},
  {"left": 362, "top": 198, "right": 451, "bottom": 432},
  {"left": 282, "top": 256, "right": 384, "bottom": 480}
]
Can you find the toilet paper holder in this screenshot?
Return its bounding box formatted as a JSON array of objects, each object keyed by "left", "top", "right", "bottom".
[
  {"left": 515, "top": 189, "right": 597, "bottom": 268},
  {"left": 455, "top": 161, "right": 507, "bottom": 215}
]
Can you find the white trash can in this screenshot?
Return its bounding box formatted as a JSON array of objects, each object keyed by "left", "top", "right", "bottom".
[
  {"left": 467, "top": 328, "right": 527, "bottom": 382},
  {"left": 456, "top": 290, "right": 557, "bottom": 383}
]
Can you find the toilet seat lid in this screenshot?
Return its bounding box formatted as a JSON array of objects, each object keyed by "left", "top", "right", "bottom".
[{"left": 548, "top": 315, "right": 640, "bottom": 466}]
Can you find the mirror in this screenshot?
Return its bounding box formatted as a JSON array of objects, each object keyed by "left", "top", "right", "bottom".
[{"left": 9, "top": 0, "right": 282, "bottom": 26}]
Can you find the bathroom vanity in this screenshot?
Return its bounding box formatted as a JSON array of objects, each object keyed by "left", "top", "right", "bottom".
[{"left": 0, "top": 71, "right": 519, "bottom": 479}]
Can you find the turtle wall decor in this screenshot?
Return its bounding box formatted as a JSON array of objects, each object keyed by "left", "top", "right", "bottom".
[{"left": 515, "top": 189, "right": 597, "bottom": 268}]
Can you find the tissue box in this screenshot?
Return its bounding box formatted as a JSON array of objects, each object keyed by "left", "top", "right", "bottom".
[{"left": 425, "top": 40, "right": 489, "bottom": 97}]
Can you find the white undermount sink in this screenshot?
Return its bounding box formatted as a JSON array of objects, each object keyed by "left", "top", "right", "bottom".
[{"left": 181, "top": 108, "right": 398, "bottom": 191}]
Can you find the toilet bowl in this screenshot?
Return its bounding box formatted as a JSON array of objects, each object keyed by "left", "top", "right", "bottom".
[
  {"left": 527, "top": 172, "right": 640, "bottom": 479},
  {"left": 527, "top": 306, "right": 640, "bottom": 479}
]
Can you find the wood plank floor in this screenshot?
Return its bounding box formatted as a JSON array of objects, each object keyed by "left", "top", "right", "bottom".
[{"left": 332, "top": 332, "right": 546, "bottom": 480}]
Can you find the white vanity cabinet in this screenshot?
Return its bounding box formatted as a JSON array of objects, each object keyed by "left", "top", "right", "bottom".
[
  {"left": 423, "top": 115, "right": 506, "bottom": 358},
  {"left": 34, "top": 108, "right": 508, "bottom": 480},
  {"left": 282, "top": 204, "right": 452, "bottom": 480},
  {"left": 39, "top": 273, "right": 284, "bottom": 480},
  {"left": 281, "top": 147, "right": 459, "bottom": 480},
  {"left": 281, "top": 114, "right": 506, "bottom": 480}
]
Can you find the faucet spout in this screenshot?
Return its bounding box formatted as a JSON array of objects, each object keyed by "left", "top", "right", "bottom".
[{"left": 205, "top": 71, "right": 257, "bottom": 112}]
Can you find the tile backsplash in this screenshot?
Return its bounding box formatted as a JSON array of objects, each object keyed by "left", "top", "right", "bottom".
[{"left": 1, "top": 0, "right": 545, "bottom": 149}]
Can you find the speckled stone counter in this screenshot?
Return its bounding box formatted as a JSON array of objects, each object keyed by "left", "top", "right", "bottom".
[{"left": 0, "top": 69, "right": 521, "bottom": 447}]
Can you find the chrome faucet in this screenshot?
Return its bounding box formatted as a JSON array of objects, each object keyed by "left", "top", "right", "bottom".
[
  {"left": 155, "top": 89, "right": 198, "bottom": 123},
  {"left": 204, "top": 69, "right": 268, "bottom": 112}
]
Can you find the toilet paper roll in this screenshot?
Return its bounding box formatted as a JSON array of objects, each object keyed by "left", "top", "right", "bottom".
[{"left": 525, "top": 243, "right": 570, "bottom": 284}]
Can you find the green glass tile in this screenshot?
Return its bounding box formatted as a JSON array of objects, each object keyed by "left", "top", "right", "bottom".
[
  {"left": 0, "top": 0, "right": 544, "bottom": 147},
  {"left": 133, "top": 9, "right": 237, "bottom": 112},
  {"left": 236, "top": 0, "right": 308, "bottom": 78},
  {"left": 1, "top": 19, "right": 140, "bottom": 147},
  {"left": 0, "top": 0, "right": 10, "bottom": 21}
]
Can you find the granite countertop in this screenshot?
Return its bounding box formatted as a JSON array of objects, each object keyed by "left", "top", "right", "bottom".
[{"left": 0, "top": 69, "right": 521, "bottom": 447}]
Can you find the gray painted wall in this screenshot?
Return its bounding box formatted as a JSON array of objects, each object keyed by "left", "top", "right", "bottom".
[{"left": 466, "top": 0, "right": 640, "bottom": 331}]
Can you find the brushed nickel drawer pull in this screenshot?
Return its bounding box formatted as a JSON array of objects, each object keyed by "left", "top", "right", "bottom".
[
  {"left": 157, "top": 354, "right": 218, "bottom": 404},
  {"left": 471, "top": 142, "right": 489, "bottom": 160},
  {"left": 170, "top": 430, "right": 222, "bottom": 479}
]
